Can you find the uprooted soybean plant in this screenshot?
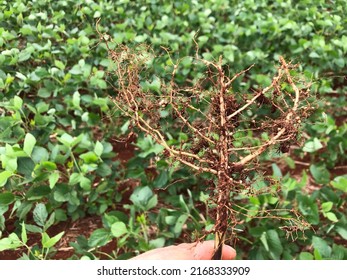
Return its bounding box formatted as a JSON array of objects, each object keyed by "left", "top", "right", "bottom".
[{"left": 99, "top": 23, "right": 313, "bottom": 259}]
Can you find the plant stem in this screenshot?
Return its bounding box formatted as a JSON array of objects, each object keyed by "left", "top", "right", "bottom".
[{"left": 212, "top": 59, "right": 230, "bottom": 260}]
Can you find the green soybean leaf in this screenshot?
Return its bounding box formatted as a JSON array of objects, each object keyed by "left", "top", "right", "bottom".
[
  {"left": 49, "top": 172, "right": 60, "bottom": 189},
  {"left": 153, "top": 170, "right": 168, "bottom": 189},
  {"left": 38, "top": 87, "right": 51, "bottom": 98},
  {"left": 310, "top": 164, "right": 330, "bottom": 184},
  {"left": 325, "top": 212, "right": 338, "bottom": 222},
  {"left": 94, "top": 141, "right": 104, "bottom": 157},
  {"left": 0, "top": 171, "right": 12, "bottom": 187},
  {"left": 179, "top": 194, "right": 190, "bottom": 213},
  {"left": 130, "top": 186, "right": 154, "bottom": 210},
  {"left": 13, "top": 96, "right": 23, "bottom": 110},
  {"left": 54, "top": 209, "right": 67, "bottom": 222},
  {"left": 69, "top": 172, "right": 81, "bottom": 185},
  {"left": 31, "top": 146, "right": 49, "bottom": 163},
  {"left": 96, "top": 163, "right": 112, "bottom": 177},
  {"left": 2, "top": 156, "right": 17, "bottom": 173},
  {"left": 299, "top": 252, "right": 314, "bottom": 260},
  {"left": 313, "top": 249, "right": 322, "bottom": 260},
  {"left": 79, "top": 151, "right": 99, "bottom": 163},
  {"left": 42, "top": 231, "right": 64, "bottom": 248},
  {"left": 312, "top": 236, "right": 331, "bottom": 258},
  {"left": 17, "top": 202, "right": 33, "bottom": 220},
  {"left": 260, "top": 232, "right": 269, "bottom": 252},
  {"left": 146, "top": 195, "right": 158, "bottom": 210},
  {"left": 331, "top": 176, "right": 347, "bottom": 193},
  {"left": 33, "top": 203, "right": 48, "bottom": 227},
  {"left": 335, "top": 226, "right": 347, "bottom": 240},
  {"left": 72, "top": 91, "right": 81, "bottom": 109},
  {"left": 271, "top": 163, "right": 283, "bottom": 179},
  {"left": 57, "top": 133, "right": 74, "bottom": 147},
  {"left": 44, "top": 213, "right": 55, "bottom": 230},
  {"left": 23, "top": 133, "right": 36, "bottom": 156},
  {"left": 80, "top": 176, "right": 91, "bottom": 191},
  {"left": 21, "top": 221, "right": 27, "bottom": 244},
  {"left": 53, "top": 184, "right": 70, "bottom": 202},
  {"left": 173, "top": 213, "right": 188, "bottom": 236},
  {"left": 303, "top": 138, "right": 323, "bottom": 153},
  {"left": 0, "top": 192, "right": 15, "bottom": 205},
  {"left": 111, "top": 221, "right": 128, "bottom": 238},
  {"left": 88, "top": 228, "right": 111, "bottom": 247},
  {"left": 165, "top": 215, "right": 177, "bottom": 226},
  {"left": 331, "top": 244, "right": 346, "bottom": 260},
  {"left": 321, "top": 202, "right": 333, "bottom": 213},
  {"left": 0, "top": 215, "right": 4, "bottom": 231},
  {"left": 149, "top": 237, "right": 165, "bottom": 249},
  {"left": 58, "top": 133, "right": 83, "bottom": 148},
  {"left": 25, "top": 224, "right": 42, "bottom": 233},
  {"left": 17, "top": 157, "right": 35, "bottom": 179},
  {"left": 39, "top": 161, "right": 57, "bottom": 171},
  {"left": 263, "top": 230, "right": 283, "bottom": 260},
  {"left": 26, "top": 185, "right": 51, "bottom": 200},
  {"left": 54, "top": 60, "right": 65, "bottom": 70},
  {"left": 0, "top": 233, "right": 22, "bottom": 251},
  {"left": 41, "top": 232, "right": 50, "bottom": 247}
]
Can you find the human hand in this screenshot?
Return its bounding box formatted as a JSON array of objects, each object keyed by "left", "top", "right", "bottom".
[{"left": 131, "top": 240, "right": 236, "bottom": 260}]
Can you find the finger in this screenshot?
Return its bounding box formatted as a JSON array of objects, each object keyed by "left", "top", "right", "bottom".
[
  {"left": 131, "top": 245, "right": 193, "bottom": 260},
  {"left": 131, "top": 241, "right": 237, "bottom": 260},
  {"left": 193, "top": 240, "right": 236, "bottom": 260}
]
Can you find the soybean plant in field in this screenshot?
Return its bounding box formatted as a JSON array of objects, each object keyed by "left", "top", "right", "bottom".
[{"left": 98, "top": 24, "right": 313, "bottom": 259}]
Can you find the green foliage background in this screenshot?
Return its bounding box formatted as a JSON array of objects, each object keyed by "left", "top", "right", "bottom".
[{"left": 0, "top": 0, "right": 346, "bottom": 259}]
